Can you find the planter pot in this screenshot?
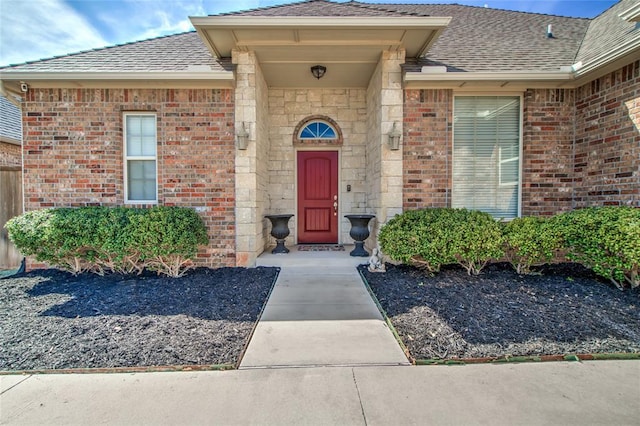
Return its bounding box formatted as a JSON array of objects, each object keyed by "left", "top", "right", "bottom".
[
  {"left": 265, "top": 214, "right": 294, "bottom": 254},
  {"left": 345, "top": 214, "right": 375, "bottom": 257}
]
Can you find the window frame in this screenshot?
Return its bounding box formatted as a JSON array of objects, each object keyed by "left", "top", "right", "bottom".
[
  {"left": 451, "top": 93, "right": 523, "bottom": 219},
  {"left": 297, "top": 120, "right": 338, "bottom": 140},
  {"left": 123, "top": 112, "right": 158, "bottom": 204}
]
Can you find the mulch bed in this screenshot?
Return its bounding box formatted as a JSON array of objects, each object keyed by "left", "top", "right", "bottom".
[
  {"left": 0, "top": 267, "right": 279, "bottom": 372},
  {"left": 360, "top": 263, "right": 640, "bottom": 361}
]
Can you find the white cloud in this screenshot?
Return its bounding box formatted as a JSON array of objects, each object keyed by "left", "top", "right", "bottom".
[{"left": 0, "top": 0, "right": 108, "bottom": 66}]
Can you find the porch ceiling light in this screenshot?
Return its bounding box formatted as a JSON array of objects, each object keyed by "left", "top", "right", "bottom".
[
  {"left": 310, "top": 65, "right": 327, "bottom": 80},
  {"left": 387, "top": 122, "right": 401, "bottom": 150},
  {"left": 236, "top": 122, "right": 250, "bottom": 150}
]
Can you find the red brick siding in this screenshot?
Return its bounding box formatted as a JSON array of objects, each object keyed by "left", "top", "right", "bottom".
[
  {"left": 22, "top": 88, "right": 236, "bottom": 267},
  {"left": 0, "top": 141, "right": 21, "bottom": 167},
  {"left": 574, "top": 61, "right": 640, "bottom": 207},
  {"left": 403, "top": 89, "right": 452, "bottom": 209},
  {"left": 522, "top": 89, "right": 575, "bottom": 216}
]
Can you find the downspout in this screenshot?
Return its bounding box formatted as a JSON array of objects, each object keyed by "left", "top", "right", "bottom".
[{"left": 571, "top": 91, "right": 576, "bottom": 210}]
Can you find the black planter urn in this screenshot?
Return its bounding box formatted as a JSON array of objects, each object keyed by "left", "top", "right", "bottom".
[
  {"left": 345, "top": 214, "right": 375, "bottom": 257},
  {"left": 265, "top": 214, "right": 294, "bottom": 254}
]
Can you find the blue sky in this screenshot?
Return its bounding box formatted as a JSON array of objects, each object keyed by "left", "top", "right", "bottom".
[{"left": 0, "top": 0, "right": 619, "bottom": 67}]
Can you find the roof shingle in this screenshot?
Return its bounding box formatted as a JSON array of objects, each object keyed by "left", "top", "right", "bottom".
[
  {"left": 576, "top": 0, "right": 640, "bottom": 65},
  {"left": 0, "top": 32, "right": 230, "bottom": 73}
]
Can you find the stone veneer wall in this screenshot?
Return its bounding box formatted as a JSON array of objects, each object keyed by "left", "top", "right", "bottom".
[
  {"left": 574, "top": 60, "right": 640, "bottom": 207},
  {"left": 0, "top": 141, "right": 21, "bottom": 166},
  {"left": 267, "top": 88, "right": 368, "bottom": 244},
  {"left": 21, "top": 88, "right": 236, "bottom": 267},
  {"left": 233, "top": 50, "right": 270, "bottom": 266},
  {"left": 366, "top": 50, "right": 405, "bottom": 244}
]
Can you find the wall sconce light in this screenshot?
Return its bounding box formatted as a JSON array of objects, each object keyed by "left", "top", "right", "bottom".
[
  {"left": 236, "top": 122, "right": 250, "bottom": 150},
  {"left": 387, "top": 122, "right": 401, "bottom": 150},
  {"left": 310, "top": 65, "right": 327, "bottom": 80}
]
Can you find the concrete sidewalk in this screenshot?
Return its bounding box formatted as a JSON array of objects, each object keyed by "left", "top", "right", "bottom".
[
  {"left": 242, "top": 248, "right": 409, "bottom": 367},
  {"left": 2, "top": 361, "right": 639, "bottom": 425}
]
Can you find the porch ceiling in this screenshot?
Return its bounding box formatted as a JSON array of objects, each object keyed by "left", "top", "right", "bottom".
[{"left": 190, "top": 16, "right": 451, "bottom": 87}]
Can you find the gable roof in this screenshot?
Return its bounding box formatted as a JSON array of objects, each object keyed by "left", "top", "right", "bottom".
[
  {"left": 368, "top": 3, "right": 590, "bottom": 72},
  {"left": 0, "top": 32, "right": 230, "bottom": 73},
  {"left": 217, "top": 0, "right": 418, "bottom": 17},
  {"left": 0, "top": 0, "right": 637, "bottom": 88},
  {"left": 0, "top": 95, "right": 21, "bottom": 145},
  {"left": 576, "top": 0, "right": 640, "bottom": 67}
]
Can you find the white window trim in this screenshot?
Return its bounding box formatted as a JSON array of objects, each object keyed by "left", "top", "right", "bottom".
[
  {"left": 451, "top": 94, "right": 524, "bottom": 219},
  {"left": 123, "top": 112, "right": 158, "bottom": 204}
]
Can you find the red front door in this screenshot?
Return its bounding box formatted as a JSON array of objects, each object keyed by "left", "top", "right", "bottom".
[{"left": 297, "top": 151, "right": 338, "bottom": 244}]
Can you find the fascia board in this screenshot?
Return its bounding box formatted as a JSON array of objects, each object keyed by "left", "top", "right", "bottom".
[
  {"left": 574, "top": 35, "right": 640, "bottom": 77},
  {"left": 619, "top": 3, "right": 640, "bottom": 22},
  {"left": 190, "top": 16, "right": 452, "bottom": 29},
  {"left": 0, "top": 71, "right": 234, "bottom": 81},
  {"left": 404, "top": 71, "right": 574, "bottom": 82}
]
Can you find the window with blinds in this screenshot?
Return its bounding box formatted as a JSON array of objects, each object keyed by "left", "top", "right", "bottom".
[
  {"left": 124, "top": 113, "right": 157, "bottom": 203},
  {"left": 452, "top": 96, "right": 521, "bottom": 219}
]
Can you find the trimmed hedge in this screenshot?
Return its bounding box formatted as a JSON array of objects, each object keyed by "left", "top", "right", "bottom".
[
  {"left": 555, "top": 206, "right": 639, "bottom": 289},
  {"left": 379, "top": 206, "right": 640, "bottom": 289},
  {"left": 502, "top": 216, "right": 563, "bottom": 275},
  {"left": 4, "top": 206, "right": 209, "bottom": 277},
  {"left": 378, "top": 208, "right": 503, "bottom": 275}
]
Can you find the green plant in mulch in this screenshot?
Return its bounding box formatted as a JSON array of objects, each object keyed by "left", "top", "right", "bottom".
[
  {"left": 4, "top": 206, "right": 209, "bottom": 277},
  {"left": 378, "top": 208, "right": 504, "bottom": 275},
  {"left": 502, "top": 216, "right": 563, "bottom": 275},
  {"left": 554, "top": 206, "right": 640, "bottom": 289}
]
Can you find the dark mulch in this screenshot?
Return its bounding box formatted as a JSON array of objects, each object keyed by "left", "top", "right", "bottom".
[
  {"left": 360, "top": 263, "right": 640, "bottom": 360},
  {"left": 0, "top": 267, "right": 279, "bottom": 371}
]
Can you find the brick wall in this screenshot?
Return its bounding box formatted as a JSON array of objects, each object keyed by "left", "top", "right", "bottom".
[
  {"left": 22, "top": 88, "right": 236, "bottom": 267},
  {"left": 522, "top": 89, "right": 575, "bottom": 216},
  {"left": 0, "top": 141, "right": 21, "bottom": 166},
  {"left": 574, "top": 61, "right": 640, "bottom": 207},
  {"left": 403, "top": 89, "right": 452, "bottom": 210},
  {"left": 403, "top": 61, "right": 640, "bottom": 215}
]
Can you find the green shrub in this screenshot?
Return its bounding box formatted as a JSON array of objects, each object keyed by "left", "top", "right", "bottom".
[
  {"left": 379, "top": 208, "right": 504, "bottom": 275},
  {"left": 555, "top": 206, "right": 640, "bottom": 289},
  {"left": 379, "top": 208, "right": 456, "bottom": 274},
  {"left": 448, "top": 209, "right": 504, "bottom": 275},
  {"left": 503, "top": 216, "right": 563, "bottom": 274},
  {"left": 5, "top": 206, "right": 209, "bottom": 277}
]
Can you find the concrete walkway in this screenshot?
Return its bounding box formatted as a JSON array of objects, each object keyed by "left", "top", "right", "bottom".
[
  {"left": 242, "top": 247, "right": 409, "bottom": 367},
  {"left": 2, "top": 362, "right": 639, "bottom": 425}
]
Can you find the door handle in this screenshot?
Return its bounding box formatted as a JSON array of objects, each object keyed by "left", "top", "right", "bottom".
[{"left": 333, "top": 195, "right": 338, "bottom": 216}]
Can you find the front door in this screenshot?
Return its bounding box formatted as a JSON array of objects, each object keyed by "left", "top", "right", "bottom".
[{"left": 297, "top": 151, "right": 338, "bottom": 243}]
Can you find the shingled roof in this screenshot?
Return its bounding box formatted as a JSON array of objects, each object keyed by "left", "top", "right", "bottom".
[
  {"left": 577, "top": 0, "right": 640, "bottom": 65},
  {"left": 0, "top": 0, "right": 635, "bottom": 76},
  {"left": 0, "top": 32, "right": 230, "bottom": 73},
  {"left": 217, "top": 0, "right": 417, "bottom": 17},
  {"left": 365, "top": 3, "right": 590, "bottom": 72}
]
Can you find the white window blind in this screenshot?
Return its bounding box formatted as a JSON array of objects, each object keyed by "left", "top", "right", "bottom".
[
  {"left": 453, "top": 96, "right": 521, "bottom": 219},
  {"left": 124, "top": 114, "right": 157, "bottom": 202}
]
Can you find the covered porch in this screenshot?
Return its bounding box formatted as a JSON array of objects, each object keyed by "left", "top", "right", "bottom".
[{"left": 191, "top": 15, "right": 451, "bottom": 266}]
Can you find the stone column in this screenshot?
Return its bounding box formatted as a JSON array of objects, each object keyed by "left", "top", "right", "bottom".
[
  {"left": 233, "top": 50, "right": 268, "bottom": 267},
  {"left": 366, "top": 50, "right": 405, "bottom": 245}
]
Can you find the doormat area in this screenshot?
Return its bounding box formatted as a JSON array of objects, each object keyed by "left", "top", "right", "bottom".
[{"left": 297, "top": 244, "right": 345, "bottom": 252}]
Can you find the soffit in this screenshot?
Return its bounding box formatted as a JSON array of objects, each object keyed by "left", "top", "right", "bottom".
[{"left": 191, "top": 16, "right": 450, "bottom": 87}]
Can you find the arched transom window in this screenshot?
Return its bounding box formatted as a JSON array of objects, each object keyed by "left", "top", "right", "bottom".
[{"left": 298, "top": 121, "right": 338, "bottom": 140}]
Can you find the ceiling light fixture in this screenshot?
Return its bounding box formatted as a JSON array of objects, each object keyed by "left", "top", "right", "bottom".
[{"left": 310, "top": 65, "right": 327, "bottom": 80}]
